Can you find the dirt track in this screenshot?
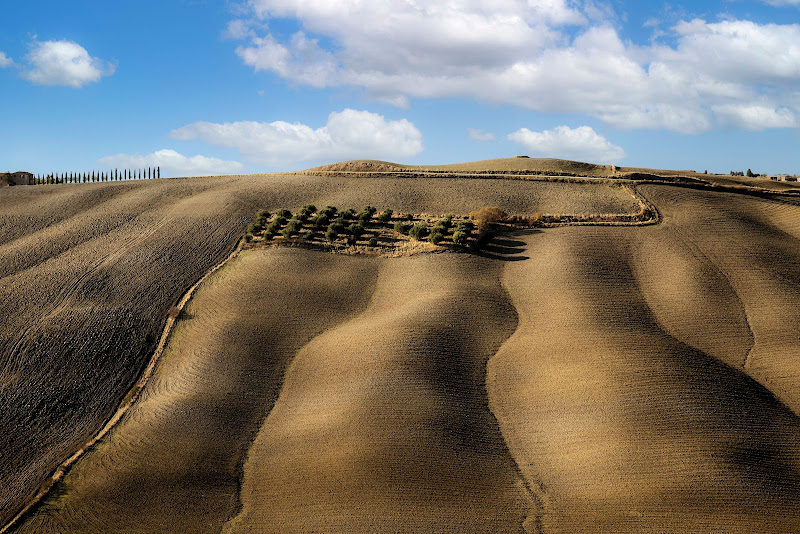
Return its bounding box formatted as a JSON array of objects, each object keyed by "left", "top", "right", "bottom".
[{"left": 7, "top": 177, "right": 800, "bottom": 532}]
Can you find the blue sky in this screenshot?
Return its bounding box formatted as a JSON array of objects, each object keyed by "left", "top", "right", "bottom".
[{"left": 1, "top": 0, "right": 799, "bottom": 177}]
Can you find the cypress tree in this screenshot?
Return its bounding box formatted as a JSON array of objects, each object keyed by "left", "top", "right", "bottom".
[{"left": 157, "top": 166, "right": 160, "bottom": 178}]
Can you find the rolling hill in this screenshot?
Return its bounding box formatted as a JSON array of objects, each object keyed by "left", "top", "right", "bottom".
[{"left": 3, "top": 161, "right": 800, "bottom": 532}]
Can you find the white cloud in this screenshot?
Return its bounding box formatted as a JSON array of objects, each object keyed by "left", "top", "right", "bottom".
[
  {"left": 22, "top": 40, "right": 115, "bottom": 87},
  {"left": 224, "top": 19, "right": 257, "bottom": 40},
  {"left": 508, "top": 125, "right": 626, "bottom": 163},
  {"left": 0, "top": 52, "right": 13, "bottom": 68},
  {"left": 233, "top": 2, "right": 800, "bottom": 133},
  {"left": 711, "top": 103, "right": 797, "bottom": 130},
  {"left": 170, "top": 109, "right": 423, "bottom": 168},
  {"left": 762, "top": 0, "right": 800, "bottom": 5},
  {"left": 97, "top": 149, "right": 245, "bottom": 177},
  {"left": 468, "top": 128, "right": 496, "bottom": 141}
]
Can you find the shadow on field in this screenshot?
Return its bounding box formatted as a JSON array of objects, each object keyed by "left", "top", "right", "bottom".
[{"left": 473, "top": 231, "right": 537, "bottom": 261}]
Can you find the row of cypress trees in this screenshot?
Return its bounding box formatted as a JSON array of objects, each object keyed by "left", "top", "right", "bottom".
[{"left": 34, "top": 167, "right": 161, "bottom": 185}]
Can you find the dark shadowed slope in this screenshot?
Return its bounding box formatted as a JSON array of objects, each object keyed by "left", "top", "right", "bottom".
[
  {"left": 226, "top": 254, "right": 532, "bottom": 532},
  {"left": 18, "top": 249, "right": 378, "bottom": 533}
]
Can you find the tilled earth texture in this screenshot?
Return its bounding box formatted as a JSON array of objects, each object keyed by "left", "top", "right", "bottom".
[{"left": 7, "top": 176, "right": 800, "bottom": 532}]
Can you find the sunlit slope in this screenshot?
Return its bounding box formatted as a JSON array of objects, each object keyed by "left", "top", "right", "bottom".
[
  {"left": 18, "top": 249, "right": 378, "bottom": 533},
  {"left": 226, "top": 254, "right": 533, "bottom": 532},
  {"left": 635, "top": 186, "right": 800, "bottom": 414},
  {"left": 0, "top": 175, "right": 637, "bottom": 525},
  {"left": 490, "top": 193, "right": 800, "bottom": 531}
]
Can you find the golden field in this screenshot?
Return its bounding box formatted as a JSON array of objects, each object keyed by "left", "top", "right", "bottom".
[{"left": 3, "top": 160, "right": 800, "bottom": 532}]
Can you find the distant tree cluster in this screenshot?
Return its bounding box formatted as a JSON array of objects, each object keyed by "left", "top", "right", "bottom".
[
  {"left": 730, "top": 169, "right": 760, "bottom": 178},
  {"left": 31, "top": 167, "right": 162, "bottom": 185}
]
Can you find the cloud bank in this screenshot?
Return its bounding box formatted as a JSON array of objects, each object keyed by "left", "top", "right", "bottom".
[
  {"left": 97, "top": 149, "right": 245, "bottom": 177},
  {"left": 170, "top": 109, "right": 423, "bottom": 168},
  {"left": 230, "top": 1, "right": 800, "bottom": 133}
]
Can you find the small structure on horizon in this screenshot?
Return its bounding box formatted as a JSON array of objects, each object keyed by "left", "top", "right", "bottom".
[{"left": 0, "top": 171, "right": 35, "bottom": 186}]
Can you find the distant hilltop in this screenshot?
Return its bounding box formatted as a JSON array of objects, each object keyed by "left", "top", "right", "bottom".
[{"left": 300, "top": 157, "right": 707, "bottom": 179}]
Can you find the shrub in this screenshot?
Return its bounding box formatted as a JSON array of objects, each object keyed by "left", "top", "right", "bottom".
[
  {"left": 257, "top": 209, "right": 271, "bottom": 220},
  {"left": 440, "top": 214, "right": 454, "bottom": 228},
  {"left": 377, "top": 209, "right": 393, "bottom": 223},
  {"left": 359, "top": 205, "right": 377, "bottom": 224},
  {"left": 455, "top": 219, "right": 475, "bottom": 233},
  {"left": 368, "top": 237, "right": 378, "bottom": 247},
  {"left": 431, "top": 222, "right": 448, "bottom": 235},
  {"left": 409, "top": 224, "right": 429, "bottom": 241},
  {"left": 320, "top": 205, "right": 338, "bottom": 218},
  {"left": 244, "top": 233, "right": 253, "bottom": 243},
  {"left": 262, "top": 229, "right": 275, "bottom": 240},
  {"left": 341, "top": 208, "right": 357, "bottom": 220},
  {"left": 429, "top": 231, "right": 444, "bottom": 245},
  {"left": 283, "top": 220, "right": 302, "bottom": 238},
  {"left": 313, "top": 213, "right": 330, "bottom": 228},
  {"left": 300, "top": 204, "right": 317, "bottom": 215},
  {"left": 247, "top": 222, "right": 261, "bottom": 235},
  {"left": 273, "top": 215, "right": 287, "bottom": 227},
  {"left": 452, "top": 230, "right": 467, "bottom": 245},
  {"left": 329, "top": 220, "right": 345, "bottom": 234},
  {"left": 276, "top": 208, "right": 292, "bottom": 219},
  {"left": 325, "top": 226, "right": 339, "bottom": 242},
  {"left": 394, "top": 221, "right": 409, "bottom": 234},
  {"left": 470, "top": 206, "right": 508, "bottom": 229},
  {"left": 347, "top": 223, "right": 365, "bottom": 237}
]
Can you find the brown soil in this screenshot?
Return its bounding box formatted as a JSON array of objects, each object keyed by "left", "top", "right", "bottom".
[
  {"left": 0, "top": 174, "right": 634, "bottom": 528},
  {"left": 6, "top": 173, "right": 800, "bottom": 532}
]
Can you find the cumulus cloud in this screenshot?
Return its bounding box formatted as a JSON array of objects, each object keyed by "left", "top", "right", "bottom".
[
  {"left": 508, "top": 125, "right": 625, "bottom": 163},
  {"left": 97, "top": 149, "right": 245, "bottom": 177},
  {"left": 22, "top": 40, "right": 115, "bottom": 87},
  {"left": 468, "top": 128, "right": 496, "bottom": 141},
  {"left": 231, "top": 1, "right": 800, "bottom": 133},
  {"left": 170, "top": 109, "right": 423, "bottom": 168},
  {"left": 711, "top": 103, "right": 797, "bottom": 130},
  {"left": 0, "top": 52, "right": 13, "bottom": 68}
]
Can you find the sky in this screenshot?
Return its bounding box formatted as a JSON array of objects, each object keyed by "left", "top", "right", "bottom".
[{"left": 1, "top": 0, "right": 799, "bottom": 177}]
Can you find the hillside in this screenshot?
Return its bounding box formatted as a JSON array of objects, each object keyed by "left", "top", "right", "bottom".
[
  {"left": 4, "top": 166, "right": 800, "bottom": 532},
  {"left": 0, "top": 172, "right": 636, "bottom": 529}
]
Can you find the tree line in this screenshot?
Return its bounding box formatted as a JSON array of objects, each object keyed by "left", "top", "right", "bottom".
[{"left": 33, "top": 167, "right": 161, "bottom": 185}]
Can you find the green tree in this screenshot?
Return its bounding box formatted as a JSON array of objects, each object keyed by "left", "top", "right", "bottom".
[{"left": 409, "top": 224, "right": 428, "bottom": 241}]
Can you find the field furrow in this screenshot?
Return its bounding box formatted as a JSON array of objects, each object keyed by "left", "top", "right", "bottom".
[
  {"left": 16, "top": 249, "right": 378, "bottom": 533},
  {"left": 225, "top": 253, "right": 534, "bottom": 532},
  {"left": 490, "top": 225, "right": 800, "bottom": 532}
]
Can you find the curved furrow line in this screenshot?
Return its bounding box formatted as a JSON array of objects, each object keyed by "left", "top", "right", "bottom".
[
  {"left": 642, "top": 184, "right": 800, "bottom": 415},
  {"left": 14, "top": 249, "right": 378, "bottom": 534},
  {"left": 226, "top": 253, "right": 534, "bottom": 533},
  {"left": 491, "top": 225, "right": 800, "bottom": 532}
]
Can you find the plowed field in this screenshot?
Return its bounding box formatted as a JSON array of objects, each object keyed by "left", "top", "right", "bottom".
[
  {"left": 6, "top": 176, "right": 800, "bottom": 532},
  {"left": 0, "top": 174, "right": 637, "bottom": 528}
]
